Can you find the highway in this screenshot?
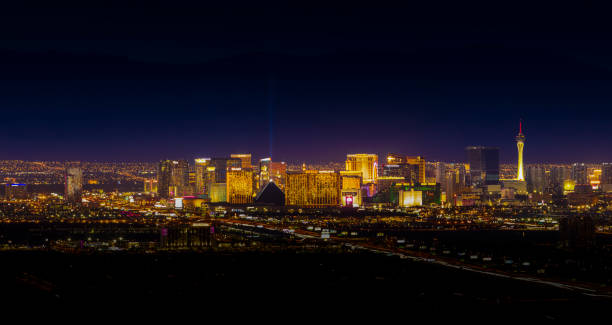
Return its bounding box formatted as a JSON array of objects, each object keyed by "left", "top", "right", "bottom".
[{"left": 217, "top": 217, "right": 612, "bottom": 299}]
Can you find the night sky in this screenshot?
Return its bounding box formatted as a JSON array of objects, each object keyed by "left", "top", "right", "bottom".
[{"left": 1, "top": 2, "right": 612, "bottom": 163}]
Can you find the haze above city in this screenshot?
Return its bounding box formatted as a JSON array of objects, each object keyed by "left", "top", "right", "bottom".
[{"left": 1, "top": 3, "right": 612, "bottom": 163}]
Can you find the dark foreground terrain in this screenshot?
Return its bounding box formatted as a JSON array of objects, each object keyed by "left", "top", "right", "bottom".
[{"left": 1, "top": 250, "right": 610, "bottom": 320}]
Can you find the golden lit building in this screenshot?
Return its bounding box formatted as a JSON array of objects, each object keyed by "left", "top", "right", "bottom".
[
  {"left": 231, "top": 154, "right": 252, "bottom": 168},
  {"left": 345, "top": 154, "right": 378, "bottom": 183},
  {"left": 563, "top": 179, "right": 576, "bottom": 194},
  {"left": 340, "top": 171, "right": 362, "bottom": 207},
  {"left": 399, "top": 189, "right": 423, "bottom": 207},
  {"left": 406, "top": 156, "right": 426, "bottom": 183},
  {"left": 210, "top": 182, "right": 226, "bottom": 203},
  {"left": 227, "top": 168, "right": 254, "bottom": 204},
  {"left": 386, "top": 153, "right": 406, "bottom": 164},
  {"left": 286, "top": 170, "right": 341, "bottom": 207},
  {"left": 144, "top": 179, "right": 158, "bottom": 194}
]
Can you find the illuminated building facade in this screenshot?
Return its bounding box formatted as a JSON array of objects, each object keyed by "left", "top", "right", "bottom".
[
  {"left": 406, "top": 156, "right": 426, "bottom": 183},
  {"left": 202, "top": 166, "right": 216, "bottom": 196},
  {"left": 345, "top": 154, "right": 378, "bottom": 184},
  {"left": 383, "top": 154, "right": 426, "bottom": 184},
  {"left": 231, "top": 154, "right": 252, "bottom": 168},
  {"left": 377, "top": 176, "right": 405, "bottom": 193},
  {"left": 372, "top": 182, "right": 439, "bottom": 206},
  {"left": 144, "top": 179, "right": 158, "bottom": 195},
  {"left": 516, "top": 121, "right": 525, "bottom": 181},
  {"left": 399, "top": 189, "right": 422, "bottom": 207},
  {"left": 227, "top": 168, "right": 254, "bottom": 204},
  {"left": 65, "top": 167, "right": 83, "bottom": 202},
  {"left": 285, "top": 170, "right": 341, "bottom": 207},
  {"left": 170, "top": 160, "right": 190, "bottom": 197},
  {"left": 270, "top": 161, "right": 287, "bottom": 190},
  {"left": 444, "top": 163, "right": 466, "bottom": 202},
  {"left": 340, "top": 171, "right": 362, "bottom": 207},
  {"left": 259, "top": 158, "right": 272, "bottom": 189},
  {"left": 194, "top": 158, "right": 211, "bottom": 194},
  {"left": 210, "top": 183, "right": 227, "bottom": 203},
  {"left": 157, "top": 160, "right": 173, "bottom": 198},
  {"left": 501, "top": 179, "right": 527, "bottom": 195},
  {"left": 386, "top": 153, "right": 406, "bottom": 164},
  {"left": 157, "top": 160, "right": 190, "bottom": 198}
]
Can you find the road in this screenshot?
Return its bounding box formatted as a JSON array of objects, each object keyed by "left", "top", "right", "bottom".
[{"left": 217, "top": 217, "right": 612, "bottom": 298}]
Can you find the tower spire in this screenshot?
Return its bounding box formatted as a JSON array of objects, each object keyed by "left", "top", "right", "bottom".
[{"left": 516, "top": 119, "right": 526, "bottom": 181}]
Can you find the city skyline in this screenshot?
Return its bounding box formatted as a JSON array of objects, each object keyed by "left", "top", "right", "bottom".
[{"left": 2, "top": 2, "right": 612, "bottom": 313}]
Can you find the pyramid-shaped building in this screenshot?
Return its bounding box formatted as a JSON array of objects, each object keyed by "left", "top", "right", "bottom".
[{"left": 254, "top": 182, "right": 285, "bottom": 206}]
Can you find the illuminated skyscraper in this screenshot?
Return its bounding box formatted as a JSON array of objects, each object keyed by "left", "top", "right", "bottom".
[
  {"left": 157, "top": 160, "right": 189, "bottom": 198},
  {"left": 170, "top": 160, "right": 190, "bottom": 197},
  {"left": 285, "top": 170, "right": 341, "bottom": 207},
  {"left": 194, "top": 158, "right": 211, "bottom": 194},
  {"left": 383, "top": 154, "right": 426, "bottom": 184},
  {"left": 516, "top": 121, "right": 525, "bottom": 181},
  {"left": 345, "top": 154, "right": 378, "bottom": 184},
  {"left": 144, "top": 179, "right": 158, "bottom": 195},
  {"left": 157, "top": 160, "right": 173, "bottom": 198},
  {"left": 65, "top": 167, "right": 83, "bottom": 202},
  {"left": 270, "top": 161, "right": 287, "bottom": 189},
  {"left": 406, "top": 156, "right": 426, "bottom": 183},
  {"left": 227, "top": 167, "right": 254, "bottom": 204},
  {"left": 231, "top": 154, "right": 252, "bottom": 168},
  {"left": 259, "top": 158, "right": 286, "bottom": 190},
  {"left": 259, "top": 158, "right": 272, "bottom": 188}
]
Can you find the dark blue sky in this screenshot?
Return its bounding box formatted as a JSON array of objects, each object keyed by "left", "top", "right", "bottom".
[{"left": 1, "top": 2, "right": 612, "bottom": 163}]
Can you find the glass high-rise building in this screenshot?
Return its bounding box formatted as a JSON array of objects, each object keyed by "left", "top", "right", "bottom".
[
  {"left": 466, "top": 146, "right": 499, "bottom": 186},
  {"left": 170, "top": 160, "right": 190, "bottom": 196},
  {"left": 157, "top": 160, "right": 173, "bottom": 198},
  {"left": 157, "top": 159, "right": 189, "bottom": 198},
  {"left": 194, "top": 158, "right": 211, "bottom": 195},
  {"left": 211, "top": 157, "right": 242, "bottom": 183}
]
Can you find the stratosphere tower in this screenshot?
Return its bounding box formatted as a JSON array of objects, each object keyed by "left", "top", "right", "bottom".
[{"left": 516, "top": 120, "right": 525, "bottom": 181}]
